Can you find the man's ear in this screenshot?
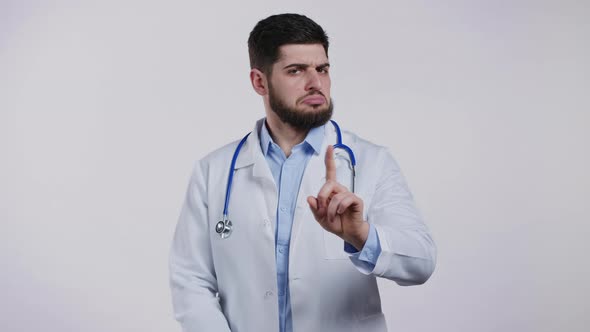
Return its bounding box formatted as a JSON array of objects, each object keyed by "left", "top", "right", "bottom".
[{"left": 250, "top": 68, "right": 268, "bottom": 96}]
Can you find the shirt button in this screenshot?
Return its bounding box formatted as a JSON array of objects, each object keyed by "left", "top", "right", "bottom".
[
  {"left": 280, "top": 207, "right": 287, "bottom": 212},
  {"left": 279, "top": 247, "right": 285, "bottom": 254}
]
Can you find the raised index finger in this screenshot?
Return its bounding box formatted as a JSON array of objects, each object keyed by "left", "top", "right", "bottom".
[{"left": 325, "top": 145, "right": 336, "bottom": 181}]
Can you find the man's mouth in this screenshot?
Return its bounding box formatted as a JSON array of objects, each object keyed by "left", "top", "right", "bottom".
[{"left": 301, "top": 95, "right": 326, "bottom": 106}]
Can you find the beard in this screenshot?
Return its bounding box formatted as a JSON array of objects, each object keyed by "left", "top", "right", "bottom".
[{"left": 268, "top": 83, "right": 334, "bottom": 131}]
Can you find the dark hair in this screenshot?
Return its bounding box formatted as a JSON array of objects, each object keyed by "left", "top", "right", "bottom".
[{"left": 248, "top": 13, "right": 329, "bottom": 74}]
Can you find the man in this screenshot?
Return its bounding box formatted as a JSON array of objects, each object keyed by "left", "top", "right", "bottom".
[{"left": 169, "top": 13, "right": 436, "bottom": 332}]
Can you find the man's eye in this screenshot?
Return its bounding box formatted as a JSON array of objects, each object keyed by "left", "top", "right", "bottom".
[
  {"left": 288, "top": 69, "right": 301, "bottom": 74},
  {"left": 318, "top": 67, "right": 329, "bottom": 74}
]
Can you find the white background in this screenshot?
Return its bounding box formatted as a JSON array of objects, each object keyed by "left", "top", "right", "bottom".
[{"left": 1, "top": 1, "right": 589, "bottom": 331}]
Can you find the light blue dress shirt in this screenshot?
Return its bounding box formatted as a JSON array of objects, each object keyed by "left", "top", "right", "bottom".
[{"left": 259, "top": 120, "right": 382, "bottom": 332}]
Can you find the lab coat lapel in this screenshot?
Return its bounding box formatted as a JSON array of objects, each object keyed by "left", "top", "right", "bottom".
[{"left": 235, "top": 119, "right": 278, "bottom": 235}]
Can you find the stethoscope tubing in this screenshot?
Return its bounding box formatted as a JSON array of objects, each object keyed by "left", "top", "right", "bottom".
[
  {"left": 222, "top": 132, "right": 251, "bottom": 218},
  {"left": 217, "top": 120, "right": 355, "bottom": 238}
]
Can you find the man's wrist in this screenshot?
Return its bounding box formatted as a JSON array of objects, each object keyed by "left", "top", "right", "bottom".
[{"left": 344, "top": 221, "right": 370, "bottom": 251}]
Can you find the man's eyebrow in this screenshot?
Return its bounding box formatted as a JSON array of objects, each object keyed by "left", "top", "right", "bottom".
[{"left": 283, "top": 62, "right": 330, "bottom": 70}]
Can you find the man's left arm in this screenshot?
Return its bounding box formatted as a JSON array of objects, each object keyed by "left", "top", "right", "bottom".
[
  {"left": 308, "top": 146, "right": 436, "bottom": 286},
  {"left": 354, "top": 148, "right": 436, "bottom": 285}
]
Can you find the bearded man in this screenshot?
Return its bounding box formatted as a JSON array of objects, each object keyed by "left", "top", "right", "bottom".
[{"left": 169, "top": 13, "right": 437, "bottom": 332}]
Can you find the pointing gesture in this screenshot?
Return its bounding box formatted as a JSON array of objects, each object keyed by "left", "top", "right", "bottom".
[{"left": 307, "top": 146, "right": 369, "bottom": 251}]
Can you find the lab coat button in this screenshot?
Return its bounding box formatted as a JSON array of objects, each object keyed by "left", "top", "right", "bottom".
[{"left": 264, "top": 291, "right": 274, "bottom": 298}]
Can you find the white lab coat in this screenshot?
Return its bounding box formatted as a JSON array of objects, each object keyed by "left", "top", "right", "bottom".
[{"left": 169, "top": 118, "right": 436, "bottom": 332}]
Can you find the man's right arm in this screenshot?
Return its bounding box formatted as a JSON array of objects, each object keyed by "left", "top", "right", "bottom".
[{"left": 169, "top": 160, "right": 231, "bottom": 332}]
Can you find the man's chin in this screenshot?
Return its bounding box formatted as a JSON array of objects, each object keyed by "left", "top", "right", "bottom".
[{"left": 269, "top": 94, "right": 334, "bottom": 130}]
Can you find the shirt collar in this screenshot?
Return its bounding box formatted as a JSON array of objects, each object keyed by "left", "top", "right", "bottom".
[{"left": 259, "top": 119, "right": 325, "bottom": 156}]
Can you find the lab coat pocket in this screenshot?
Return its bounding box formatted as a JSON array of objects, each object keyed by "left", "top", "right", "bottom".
[{"left": 323, "top": 230, "right": 349, "bottom": 260}]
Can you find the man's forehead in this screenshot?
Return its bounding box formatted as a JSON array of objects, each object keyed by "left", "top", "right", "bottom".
[{"left": 276, "top": 44, "right": 328, "bottom": 64}]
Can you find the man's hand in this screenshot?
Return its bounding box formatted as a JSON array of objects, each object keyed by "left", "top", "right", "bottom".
[{"left": 307, "top": 146, "right": 369, "bottom": 251}]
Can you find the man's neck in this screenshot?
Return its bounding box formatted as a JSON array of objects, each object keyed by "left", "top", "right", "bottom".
[{"left": 265, "top": 115, "right": 309, "bottom": 158}]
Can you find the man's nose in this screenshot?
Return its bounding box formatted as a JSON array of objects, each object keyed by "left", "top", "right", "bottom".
[{"left": 305, "top": 70, "right": 322, "bottom": 91}]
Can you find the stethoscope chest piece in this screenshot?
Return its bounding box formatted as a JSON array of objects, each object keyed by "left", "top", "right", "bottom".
[{"left": 215, "top": 218, "right": 232, "bottom": 239}]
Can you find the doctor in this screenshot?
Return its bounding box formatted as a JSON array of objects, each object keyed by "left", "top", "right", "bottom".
[{"left": 169, "top": 13, "right": 436, "bottom": 332}]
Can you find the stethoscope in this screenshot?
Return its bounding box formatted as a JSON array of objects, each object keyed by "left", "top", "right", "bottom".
[{"left": 215, "top": 120, "right": 356, "bottom": 239}]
